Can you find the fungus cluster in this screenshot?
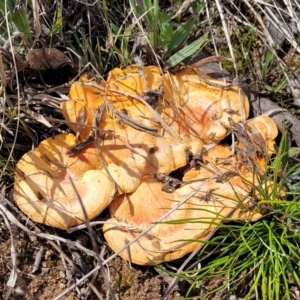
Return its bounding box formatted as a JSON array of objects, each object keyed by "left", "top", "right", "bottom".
[{"left": 14, "top": 64, "right": 278, "bottom": 265}]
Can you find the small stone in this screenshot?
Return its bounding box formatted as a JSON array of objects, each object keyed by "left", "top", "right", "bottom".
[{"left": 45, "top": 250, "right": 53, "bottom": 260}]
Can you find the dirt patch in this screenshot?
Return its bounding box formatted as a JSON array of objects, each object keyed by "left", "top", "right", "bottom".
[
  {"left": 0, "top": 220, "right": 183, "bottom": 299},
  {"left": 105, "top": 257, "right": 181, "bottom": 300}
]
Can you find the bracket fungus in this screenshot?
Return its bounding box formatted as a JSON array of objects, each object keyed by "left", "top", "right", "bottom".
[{"left": 14, "top": 63, "right": 279, "bottom": 265}]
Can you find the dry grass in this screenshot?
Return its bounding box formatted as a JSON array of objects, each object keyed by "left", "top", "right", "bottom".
[{"left": 1, "top": 0, "right": 300, "bottom": 299}]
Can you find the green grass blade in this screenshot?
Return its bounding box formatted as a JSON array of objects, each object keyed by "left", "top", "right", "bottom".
[
  {"left": 152, "top": 0, "right": 158, "bottom": 51},
  {"left": 262, "top": 49, "right": 274, "bottom": 80},
  {"left": 277, "top": 125, "right": 290, "bottom": 172},
  {"left": 0, "top": 0, "right": 14, "bottom": 12},
  {"left": 245, "top": 257, "right": 264, "bottom": 298},
  {"left": 274, "top": 76, "right": 287, "bottom": 93},
  {"left": 158, "top": 21, "right": 173, "bottom": 47},
  {"left": 166, "top": 32, "right": 208, "bottom": 67},
  {"left": 166, "top": 18, "right": 195, "bottom": 55},
  {"left": 11, "top": 6, "right": 31, "bottom": 36},
  {"left": 52, "top": 7, "right": 62, "bottom": 34},
  {"left": 289, "top": 147, "right": 300, "bottom": 158}
]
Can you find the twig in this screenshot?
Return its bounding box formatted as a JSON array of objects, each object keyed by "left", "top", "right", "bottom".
[
  {"left": 162, "top": 204, "right": 244, "bottom": 299},
  {"left": 75, "top": 81, "right": 180, "bottom": 142},
  {"left": 52, "top": 180, "right": 212, "bottom": 299},
  {"left": 67, "top": 174, "right": 116, "bottom": 300},
  {"left": 32, "top": 245, "right": 44, "bottom": 274},
  {"left": 214, "top": 0, "right": 238, "bottom": 77},
  {"left": 0, "top": 205, "right": 17, "bottom": 299},
  {"left": 0, "top": 193, "right": 103, "bottom": 299}
]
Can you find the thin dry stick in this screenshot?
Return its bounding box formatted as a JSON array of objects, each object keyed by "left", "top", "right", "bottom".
[
  {"left": 68, "top": 220, "right": 142, "bottom": 234},
  {"left": 53, "top": 180, "right": 213, "bottom": 300},
  {"left": 67, "top": 174, "right": 116, "bottom": 300},
  {"left": 0, "top": 53, "right": 7, "bottom": 95},
  {"left": 107, "top": 101, "right": 158, "bottom": 135},
  {"left": 0, "top": 207, "right": 17, "bottom": 300},
  {"left": 204, "top": 0, "right": 224, "bottom": 76},
  {"left": 76, "top": 81, "right": 180, "bottom": 141},
  {"left": 32, "top": 245, "right": 44, "bottom": 273},
  {"left": 1, "top": 0, "right": 21, "bottom": 179},
  {"left": 214, "top": 0, "right": 238, "bottom": 77},
  {"left": 0, "top": 194, "right": 103, "bottom": 299},
  {"left": 242, "top": 0, "right": 297, "bottom": 100},
  {"left": 162, "top": 225, "right": 230, "bottom": 300},
  {"left": 32, "top": 0, "right": 41, "bottom": 38}
]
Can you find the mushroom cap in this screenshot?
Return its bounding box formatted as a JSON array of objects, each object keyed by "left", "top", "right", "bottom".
[
  {"left": 61, "top": 66, "right": 163, "bottom": 141},
  {"left": 13, "top": 128, "right": 203, "bottom": 230},
  {"left": 62, "top": 66, "right": 249, "bottom": 144},
  {"left": 61, "top": 66, "right": 201, "bottom": 172},
  {"left": 14, "top": 131, "right": 188, "bottom": 229},
  {"left": 14, "top": 133, "right": 116, "bottom": 229},
  {"left": 103, "top": 175, "right": 244, "bottom": 265},
  {"left": 162, "top": 68, "right": 250, "bottom": 143},
  {"left": 103, "top": 144, "right": 263, "bottom": 265},
  {"left": 184, "top": 144, "right": 265, "bottom": 221},
  {"left": 246, "top": 115, "right": 278, "bottom": 154},
  {"left": 61, "top": 65, "right": 249, "bottom": 176}
]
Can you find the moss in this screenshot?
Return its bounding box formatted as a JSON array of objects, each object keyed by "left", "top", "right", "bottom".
[
  {"left": 49, "top": 268, "right": 61, "bottom": 279},
  {"left": 18, "top": 239, "right": 28, "bottom": 249},
  {"left": 120, "top": 268, "right": 138, "bottom": 289},
  {"left": 45, "top": 259, "right": 56, "bottom": 268}
]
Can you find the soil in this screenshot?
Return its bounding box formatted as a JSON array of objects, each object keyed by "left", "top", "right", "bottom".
[{"left": 0, "top": 221, "right": 183, "bottom": 299}]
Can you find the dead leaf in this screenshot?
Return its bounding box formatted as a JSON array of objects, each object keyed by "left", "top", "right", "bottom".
[
  {"left": 21, "top": 107, "right": 52, "bottom": 127},
  {"left": 27, "top": 48, "right": 73, "bottom": 70},
  {"left": 170, "top": 0, "right": 194, "bottom": 20},
  {"left": 187, "top": 55, "right": 234, "bottom": 69}
]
